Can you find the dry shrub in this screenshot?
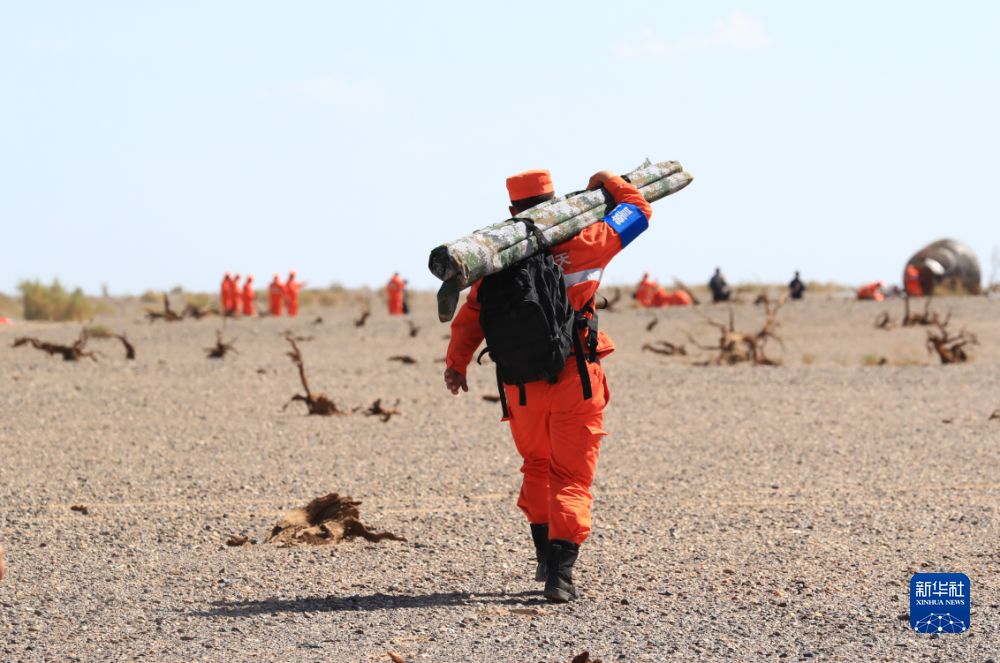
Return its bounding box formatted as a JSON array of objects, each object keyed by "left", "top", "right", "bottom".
[
  {"left": 903, "top": 297, "right": 945, "bottom": 326},
  {"left": 182, "top": 303, "right": 218, "bottom": 319},
  {"left": 116, "top": 333, "right": 136, "bottom": 360},
  {"left": 686, "top": 294, "right": 787, "bottom": 366},
  {"left": 84, "top": 324, "right": 115, "bottom": 339},
  {"left": 283, "top": 335, "right": 344, "bottom": 415},
  {"left": 646, "top": 316, "right": 658, "bottom": 332},
  {"left": 206, "top": 329, "right": 237, "bottom": 359},
  {"left": 183, "top": 292, "right": 212, "bottom": 309},
  {"left": 265, "top": 493, "right": 405, "bottom": 546},
  {"left": 642, "top": 341, "right": 687, "bottom": 356},
  {"left": 389, "top": 355, "right": 417, "bottom": 364},
  {"left": 13, "top": 330, "right": 102, "bottom": 362},
  {"left": 354, "top": 302, "right": 371, "bottom": 327},
  {"left": 407, "top": 320, "right": 421, "bottom": 337},
  {"left": 359, "top": 398, "right": 400, "bottom": 422},
  {"left": 19, "top": 280, "right": 94, "bottom": 321},
  {"left": 862, "top": 353, "right": 888, "bottom": 366},
  {"left": 874, "top": 311, "right": 894, "bottom": 330},
  {"left": 146, "top": 294, "right": 183, "bottom": 322},
  {"left": 926, "top": 319, "right": 977, "bottom": 364}
]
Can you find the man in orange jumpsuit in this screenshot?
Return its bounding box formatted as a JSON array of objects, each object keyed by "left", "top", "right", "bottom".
[
  {"left": 653, "top": 288, "right": 691, "bottom": 307},
  {"left": 231, "top": 274, "right": 242, "bottom": 316},
  {"left": 857, "top": 280, "right": 885, "bottom": 301},
  {"left": 221, "top": 273, "right": 234, "bottom": 315},
  {"left": 635, "top": 272, "right": 656, "bottom": 307},
  {"left": 285, "top": 272, "right": 304, "bottom": 317},
  {"left": 269, "top": 274, "right": 286, "bottom": 316},
  {"left": 905, "top": 265, "right": 923, "bottom": 297},
  {"left": 387, "top": 273, "right": 405, "bottom": 315},
  {"left": 241, "top": 275, "right": 257, "bottom": 316},
  {"left": 443, "top": 167, "right": 652, "bottom": 603}
]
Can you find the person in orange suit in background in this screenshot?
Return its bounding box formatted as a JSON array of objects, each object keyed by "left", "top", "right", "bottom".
[
  {"left": 285, "top": 271, "right": 305, "bottom": 317},
  {"left": 387, "top": 273, "right": 406, "bottom": 315},
  {"left": 231, "top": 274, "right": 242, "bottom": 316},
  {"left": 635, "top": 272, "right": 656, "bottom": 307},
  {"left": 221, "top": 273, "right": 234, "bottom": 315},
  {"left": 857, "top": 281, "right": 885, "bottom": 301},
  {"left": 904, "top": 265, "right": 923, "bottom": 297},
  {"left": 653, "top": 288, "right": 691, "bottom": 307},
  {"left": 444, "top": 167, "right": 654, "bottom": 603},
  {"left": 269, "top": 274, "right": 286, "bottom": 316},
  {"left": 241, "top": 275, "right": 256, "bottom": 316}
]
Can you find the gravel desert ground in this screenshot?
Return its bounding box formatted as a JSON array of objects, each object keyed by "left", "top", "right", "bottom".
[{"left": 1, "top": 294, "right": 999, "bottom": 662}]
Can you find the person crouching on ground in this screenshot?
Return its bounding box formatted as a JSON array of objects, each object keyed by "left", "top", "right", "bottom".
[{"left": 443, "top": 167, "right": 653, "bottom": 602}]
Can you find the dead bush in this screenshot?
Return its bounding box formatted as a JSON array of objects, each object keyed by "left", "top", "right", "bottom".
[
  {"left": 359, "top": 398, "right": 401, "bottom": 422},
  {"left": 389, "top": 355, "right": 417, "bottom": 364},
  {"left": 407, "top": 320, "right": 421, "bottom": 337},
  {"left": 146, "top": 294, "right": 183, "bottom": 322},
  {"left": 874, "top": 311, "right": 894, "bottom": 330},
  {"left": 12, "top": 331, "right": 102, "bottom": 362},
  {"left": 206, "top": 329, "right": 237, "bottom": 359},
  {"left": 903, "top": 297, "right": 944, "bottom": 326},
  {"left": 265, "top": 493, "right": 405, "bottom": 546},
  {"left": 686, "top": 294, "right": 787, "bottom": 366},
  {"left": 354, "top": 302, "right": 371, "bottom": 327},
  {"left": 283, "top": 336, "right": 344, "bottom": 415},
  {"left": 926, "top": 319, "right": 977, "bottom": 364},
  {"left": 642, "top": 341, "right": 687, "bottom": 356}
]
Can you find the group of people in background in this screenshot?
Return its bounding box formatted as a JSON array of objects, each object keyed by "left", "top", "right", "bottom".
[
  {"left": 634, "top": 268, "right": 808, "bottom": 309},
  {"left": 220, "top": 272, "right": 304, "bottom": 317}
]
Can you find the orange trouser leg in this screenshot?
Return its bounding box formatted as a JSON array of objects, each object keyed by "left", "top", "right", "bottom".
[{"left": 506, "top": 361, "right": 609, "bottom": 545}]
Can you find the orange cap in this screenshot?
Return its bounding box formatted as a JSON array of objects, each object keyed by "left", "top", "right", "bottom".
[{"left": 506, "top": 169, "right": 553, "bottom": 201}]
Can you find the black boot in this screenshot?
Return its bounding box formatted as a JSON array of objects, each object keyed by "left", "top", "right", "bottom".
[
  {"left": 544, "top": 539, "right": 580, "bottom": 603},
  {"left": 530, "top": 524, "right": 550, "bottom": 582}
]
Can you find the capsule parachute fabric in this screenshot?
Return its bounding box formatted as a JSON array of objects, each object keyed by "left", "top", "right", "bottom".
[{"left": 428, "top": 159, "right": 693, "bottom": 321}]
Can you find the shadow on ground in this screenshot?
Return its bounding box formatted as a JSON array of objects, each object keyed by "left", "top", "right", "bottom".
[{"left": 194, "top": 590, "right": 544, "bottom": 618}]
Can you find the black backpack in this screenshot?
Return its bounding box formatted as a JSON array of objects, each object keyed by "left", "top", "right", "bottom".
[{"left": 476, "top": 218, "right": 599, "bottom": 417}]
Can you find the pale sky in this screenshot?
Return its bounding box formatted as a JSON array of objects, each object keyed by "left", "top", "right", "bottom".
[{"left": 2, "top": 1, "right": 999, "bottom": 295}]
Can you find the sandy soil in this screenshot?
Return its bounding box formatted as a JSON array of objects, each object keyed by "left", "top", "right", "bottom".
[{"left": 1, "top": 295, "right": 999, "bottom": 662}]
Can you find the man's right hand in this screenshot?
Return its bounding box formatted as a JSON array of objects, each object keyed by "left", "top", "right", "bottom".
[{"left": 444, "top": 368, "right": 468, "bottom": 395}]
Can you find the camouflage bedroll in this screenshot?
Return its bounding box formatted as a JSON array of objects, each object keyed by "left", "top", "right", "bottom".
[{"left": 429, "top": 158, "right": 694, "bottom": 321}]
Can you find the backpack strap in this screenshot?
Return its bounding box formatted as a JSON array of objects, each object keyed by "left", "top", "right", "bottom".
[
  {"left": 571, "top": 325, "right": 593, "bottom": 402},
  {"left": 495, "top": 368, "right": 509, "bottom": 419},
  {"left": 518, "top": 217, "right": 549, "bottom": 252}
]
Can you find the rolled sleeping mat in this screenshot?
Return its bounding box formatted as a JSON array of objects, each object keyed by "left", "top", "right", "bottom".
[{"left": 429, "top": 159, "right": 693, "bottom": 321}]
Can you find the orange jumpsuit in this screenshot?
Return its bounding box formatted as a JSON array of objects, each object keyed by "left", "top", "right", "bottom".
[
  {"left": 858, "top": 281, "right": 885, "bottom": 301},
  {"left": 269, "top": 277, "right": 286, "bottom": 316},
  {"left": 654, "top": 288, "right": 692, "bottom": 307},
  {"left": 446, "top": 176, "right": 652, "bottom": 545},
  {"left": 387, "top": 275, "right": 405, "bottom": 315},
  {"left": 905, "top": 265, "right": 923, "bottom": 297},
  {"left": 242, "top": 277, "right": 256, "bottom": 316},
  {"left": 230, "top": 275, "right": 242, "bottom": 316},
  {"left": 221, "top": 275, "right": 235, "bottom": 314},
  {"left": 636, "top": 274, "right": 657, "bottom": 307},
  {"left": 285, "top": 275, "right": 303, "bottom": 317}
]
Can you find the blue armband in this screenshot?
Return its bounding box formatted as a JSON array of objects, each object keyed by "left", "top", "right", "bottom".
[{"left": 602, "top": 203, "right": 648, "bottom": 248}]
